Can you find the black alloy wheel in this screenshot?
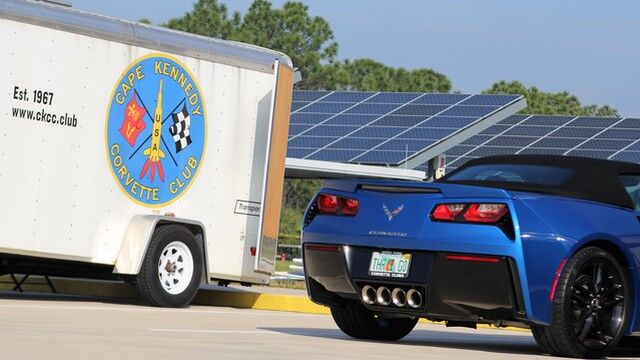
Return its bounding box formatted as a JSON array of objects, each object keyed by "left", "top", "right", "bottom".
[
  {"left": 531, "top": 247, "right": 631, "bottom": 358},
  {"left": 570, "top": 255, "right": 626, "bottom": 350}
]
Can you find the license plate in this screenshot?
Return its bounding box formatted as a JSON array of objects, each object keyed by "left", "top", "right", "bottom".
[{"left": 369, "top": 252, "right": 412, "bottom": 278}]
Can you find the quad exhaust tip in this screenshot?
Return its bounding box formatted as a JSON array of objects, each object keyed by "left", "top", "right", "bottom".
[
  {"left": 376, "top": 286, "right": 391, "bottom": 306},
  {"left": 362, "top": 285, "right": 422, "bottom": 309},
  {"left": 361, "top": 285, "right": 377, "bottom": 305},
  {"left": 407, "top": 289, "right": 423, "bottom": 309},
  {"left": 391, "top": 288, "right": 407, "bottom": 307}
]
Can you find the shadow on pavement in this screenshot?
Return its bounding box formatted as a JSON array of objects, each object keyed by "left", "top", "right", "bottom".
[
  {"left": 0, "top": 290, "right": 146, "bottom": 306},
  {"left": 260, "top": 327, "right": 540, "bottom": 356},
  {"left": 614, "top": 336, "right": 640, "bottom": 358},
  {"left": 260, "top": 327, "right": 640, "bottom": 358}
]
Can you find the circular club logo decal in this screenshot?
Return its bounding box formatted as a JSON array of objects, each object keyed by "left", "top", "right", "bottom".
[{"left": 106, "top": 54, "right": 206, "bottom": 207}]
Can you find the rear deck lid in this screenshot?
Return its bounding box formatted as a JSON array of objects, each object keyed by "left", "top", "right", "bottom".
[{"left": 350, "top": 182, "right": 510, "bottom": 238}]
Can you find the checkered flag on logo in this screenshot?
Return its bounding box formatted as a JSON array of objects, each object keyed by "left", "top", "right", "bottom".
[{"left": 169, "top": 104, "right": 192, "bottom": 153}]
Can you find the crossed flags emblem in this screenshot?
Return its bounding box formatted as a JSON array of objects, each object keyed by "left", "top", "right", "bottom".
[{"left": 169, "top": 104, "right": 192, "bottom": 153}]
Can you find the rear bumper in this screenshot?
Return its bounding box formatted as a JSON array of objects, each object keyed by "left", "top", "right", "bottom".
[{"left": 304, "top": 244, "right": 527, "bottom": 323}]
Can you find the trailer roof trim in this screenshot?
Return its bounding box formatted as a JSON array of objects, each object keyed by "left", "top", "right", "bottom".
[{"left": 0, "top": 0, "right": 293, "bottom": 73}]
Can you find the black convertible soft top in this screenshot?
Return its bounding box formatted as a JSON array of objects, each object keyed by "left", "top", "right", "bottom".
[{"left": 440, "top": 155, "right": 640, "bottom": 209}]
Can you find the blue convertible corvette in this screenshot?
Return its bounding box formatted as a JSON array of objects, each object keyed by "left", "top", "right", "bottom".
[{"left": 302, "top": 155, "right": 640, "bottom": 358}]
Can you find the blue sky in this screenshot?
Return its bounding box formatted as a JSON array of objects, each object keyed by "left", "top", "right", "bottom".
[{"left": 71, "top": 0, "right": 640, "bottom": 116}]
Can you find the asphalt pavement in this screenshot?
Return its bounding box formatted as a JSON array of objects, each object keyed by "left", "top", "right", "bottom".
[{"left": 1, "top": 292, "right": 639, "bottom": 360}]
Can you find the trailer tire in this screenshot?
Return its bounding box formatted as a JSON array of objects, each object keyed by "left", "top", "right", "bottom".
[{"left": 136, "top": 225, "right": 202, "bottom": 307}]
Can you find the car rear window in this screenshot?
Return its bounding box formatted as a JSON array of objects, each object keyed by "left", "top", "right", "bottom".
[
  {"left": 447, "top": 164, "right": 575, "bottom": 186},
  {"left": 619, "top": 174, "right": 640, "bottom": 211}
]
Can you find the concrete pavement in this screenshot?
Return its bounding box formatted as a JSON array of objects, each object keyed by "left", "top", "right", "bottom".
[{"left": 1, "top": 292, "right": 639, "bottom": 359}]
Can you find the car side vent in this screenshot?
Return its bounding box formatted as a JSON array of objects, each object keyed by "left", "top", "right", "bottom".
[
  {"left": 359, "top": 185, "right": 441, "bottom": 194},
  {"left": 497, "top": 214, "right": 516, "bottom": 240},
  {"left": 304, "top": 201, "right": 318, "bottom": 227}
]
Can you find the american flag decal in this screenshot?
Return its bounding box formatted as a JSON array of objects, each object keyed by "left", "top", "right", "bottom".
[{"left": 169, "top": 104, "right": 192, "bottom": 153}]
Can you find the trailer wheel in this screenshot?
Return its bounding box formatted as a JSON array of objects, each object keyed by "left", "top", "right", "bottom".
[{"left": 136, "top": 225, "right": 203, "bottom": 307}]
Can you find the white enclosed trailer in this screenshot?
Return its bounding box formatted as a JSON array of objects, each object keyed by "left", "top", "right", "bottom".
[{"left": 0, "top": 0, "right": 294, "bottom": 306}]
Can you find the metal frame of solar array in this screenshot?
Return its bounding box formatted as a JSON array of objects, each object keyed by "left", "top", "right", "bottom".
[
  {"left": 288, "top": 91, "right": 524, "bottom": 167},
  {"left": 435, "top": 115, "right": 640, "bottom": 172}
]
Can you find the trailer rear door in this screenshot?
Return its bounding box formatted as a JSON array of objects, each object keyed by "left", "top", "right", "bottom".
[{"left": 254, "top": 61, "right": 293, "bottom": 274}]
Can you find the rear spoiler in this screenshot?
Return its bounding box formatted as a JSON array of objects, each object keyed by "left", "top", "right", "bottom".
[
  {"left": 324, "top": 179, "right": 512, "bottom": 200},
  {"left": 359, "top": 184, "right": 441, "bottom": 194}
]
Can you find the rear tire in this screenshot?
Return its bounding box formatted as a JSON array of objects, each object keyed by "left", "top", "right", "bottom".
[
  {"left": 532, "top": 247, "right": 631, "bottom": 358},
  {"left": 531, "top": 324, "right": 565, "bottom": 355},
  {"left": 136, "top": 225, "right": 203, "bottom": 307},
  {"left": 330, "top": 301, "right": 418, "bottom": 341}
]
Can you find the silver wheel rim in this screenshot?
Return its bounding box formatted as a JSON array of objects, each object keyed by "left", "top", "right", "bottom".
[{"left": 157, "top": 241, "right": 194, "bottom": 295}]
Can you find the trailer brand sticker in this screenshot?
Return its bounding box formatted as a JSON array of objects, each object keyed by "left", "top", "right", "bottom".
[
  {"left": 105, "top": 54, "right": 207, "bottom": 207},
  {"left": 234, "top": 200, "right": 262, "bottom": 217}
]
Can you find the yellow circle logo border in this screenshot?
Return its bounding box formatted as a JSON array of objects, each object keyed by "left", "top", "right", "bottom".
[{"left": 104, "top": 53, "right": 208, "bottom": 209}]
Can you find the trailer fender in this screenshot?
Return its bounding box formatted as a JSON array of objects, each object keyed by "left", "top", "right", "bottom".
[{"left": 113, "top": 215, "right": 206, "bottom": 275}]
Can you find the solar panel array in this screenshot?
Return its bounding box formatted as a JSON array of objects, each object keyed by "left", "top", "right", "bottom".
[
  {"left": 288, "top": 91, "right": 522, "bottom": 165},
  {"left": 433, "top": 114, "right": 640, "bottom": 172}
]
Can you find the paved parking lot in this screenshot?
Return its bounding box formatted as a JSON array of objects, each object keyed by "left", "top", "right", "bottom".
[{"left": 1, "top": 292, "right": 639, "bottom": 359}]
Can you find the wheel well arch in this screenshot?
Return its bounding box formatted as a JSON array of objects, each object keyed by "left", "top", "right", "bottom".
[
  {"left": 577, "top": 239, "right": 631, "bottom": 269},
  {"left": 156, "top": 220, "right": 205, "bottom": 244},
  {"left": 113, "top": 215, "right": 208, "bottom": 276}
]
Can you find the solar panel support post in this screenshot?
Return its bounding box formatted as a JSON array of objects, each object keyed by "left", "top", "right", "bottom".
[
  {"left": 425, "top": 158, "right": 435, "bottom": 182},
  {"left": 426, "top": 154, "right": 447, "bottom": 182},
  {"left": 404, "top": 144, "right": 409, "bottom": 169},
  {"left": 293, "top": 70, "right": 302, "bottom": 84}
]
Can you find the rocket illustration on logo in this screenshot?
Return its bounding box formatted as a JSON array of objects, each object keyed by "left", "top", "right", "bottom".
[{"left": 140, "top": 79, "right": 166, "bottom": 182}]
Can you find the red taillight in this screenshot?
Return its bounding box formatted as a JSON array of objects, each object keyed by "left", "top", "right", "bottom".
[
  {"left": 305, "top": 244, "right": 341, "bottom": 252},
  {"left": 316, "top": 193, "right": 359, "bottom": 216},
  {"left": 432, "top": 204, "right": 466, "bottom": 221},
  {"left": 446, "top": 254, "right": 500, "bottom": 263},
  {"left": 431, "top": 203, "right": 509, "bottom": 224},
  {"left": 463, "top": 204, "right": 508, "bottom": 223},
  {"left": 317, "top": 194, "right": 339, "bottom": 214},
  {"left": 340, "top": 198, "right": 359, "bottom": 216}
]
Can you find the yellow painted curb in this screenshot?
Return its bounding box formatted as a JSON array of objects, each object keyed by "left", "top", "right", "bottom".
[
  {"left": 415, "top": 319, "right": 529, "bottom": 332},
  {"left": 479, "top": 324, "right": 530, "bottom": 332},
  {"left": 253, "top": 293, "right": 331, "bottom": 315},
  {"left": 0, "top": 275, "right": 529, "bottom": 332},
  {"left": 194, "top": 290, "right": 330, "bottom": 315}
]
